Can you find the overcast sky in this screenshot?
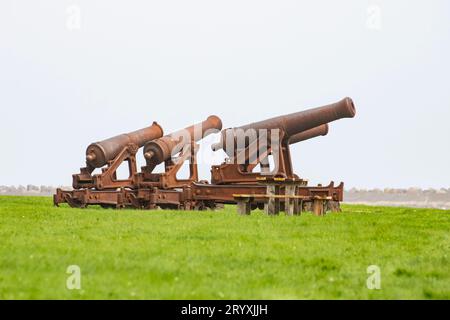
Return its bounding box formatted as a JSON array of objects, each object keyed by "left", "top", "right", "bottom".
[{"left": 1, "top": 0, "right": 449, "bottom": 189}]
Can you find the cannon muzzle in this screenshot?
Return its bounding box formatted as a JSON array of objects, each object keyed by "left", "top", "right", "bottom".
[
  {"left": 144, "top": 115, "right": 222, "bottom": 165},
  {"left": 86, "top": 122, "right": 164, "bottom": 168}
]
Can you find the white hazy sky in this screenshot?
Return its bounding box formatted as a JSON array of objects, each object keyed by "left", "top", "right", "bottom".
[{"left": 1, "top": 0, "right": 449, "bottom": 189}]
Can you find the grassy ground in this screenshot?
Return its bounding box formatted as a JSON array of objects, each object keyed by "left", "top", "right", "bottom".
[{"left": 0, "top": 196, "right": 449, "bottom": 300}]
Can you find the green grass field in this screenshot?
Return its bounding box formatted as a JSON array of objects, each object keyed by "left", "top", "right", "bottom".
[{"left": 0, "top": 196, "right": 449, "bottom": 300}]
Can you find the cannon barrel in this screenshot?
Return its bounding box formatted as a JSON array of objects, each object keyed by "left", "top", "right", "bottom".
[
  {"left": 144, "top": 115, "right": 222, "bottom": 165},
  {"left": 289, "top": 124, "right": 329, "bottom": 145},
  {"left": 212, "top": 97, "right": 355, "bottom": 153},
  {"left": 240, "top": 97, "right": 354, "bottom": 135},
  {"left": 86, "top": 122, "right": 164, "bottom": 168}
]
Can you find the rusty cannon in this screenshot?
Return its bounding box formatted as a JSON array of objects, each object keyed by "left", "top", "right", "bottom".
[
  {"left": 54, "top": 116, "right": 223, "bottom": 209},
  {"left": 212, "top": 97, "right": 354, "bottom": 152},
  {"left": 204, "top": 97, "right": 356, "bottom": 215},
  {"left": 85, "top": 122, "right": 164, "bottom": 169},
  {"left": 137, "top": 115, "right": 223, "bottom": 189},
  {"left": 72, "top": 122, "right": 164, "bottom": 190},
  {"left": 210, "top": 97, "right": 355, "bottom": 184},
  {"left": 54, "top": 97, "right": 356, "bottom": 215},
  {"left": 54, "top": 122, "right": 164, "bottom": 208}
]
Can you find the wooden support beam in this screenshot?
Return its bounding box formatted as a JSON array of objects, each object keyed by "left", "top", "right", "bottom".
[
  {"left": 312, "top": 199, "right": 325, "bottom": 216},
  {"left": 285, "top": 185, "right": 296, "bottom": 216},
  {"left": 295, "top": 199, "right": 303, "bottom": 215},
  {"left": 265, "top": 185, "right": 280, "bottom": 215},
  {"left": 328, "top": 200, "right": 341, "bottom": 212},
  {"left": 236, "top": 199, "right": 251, "bottom": 215}
]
